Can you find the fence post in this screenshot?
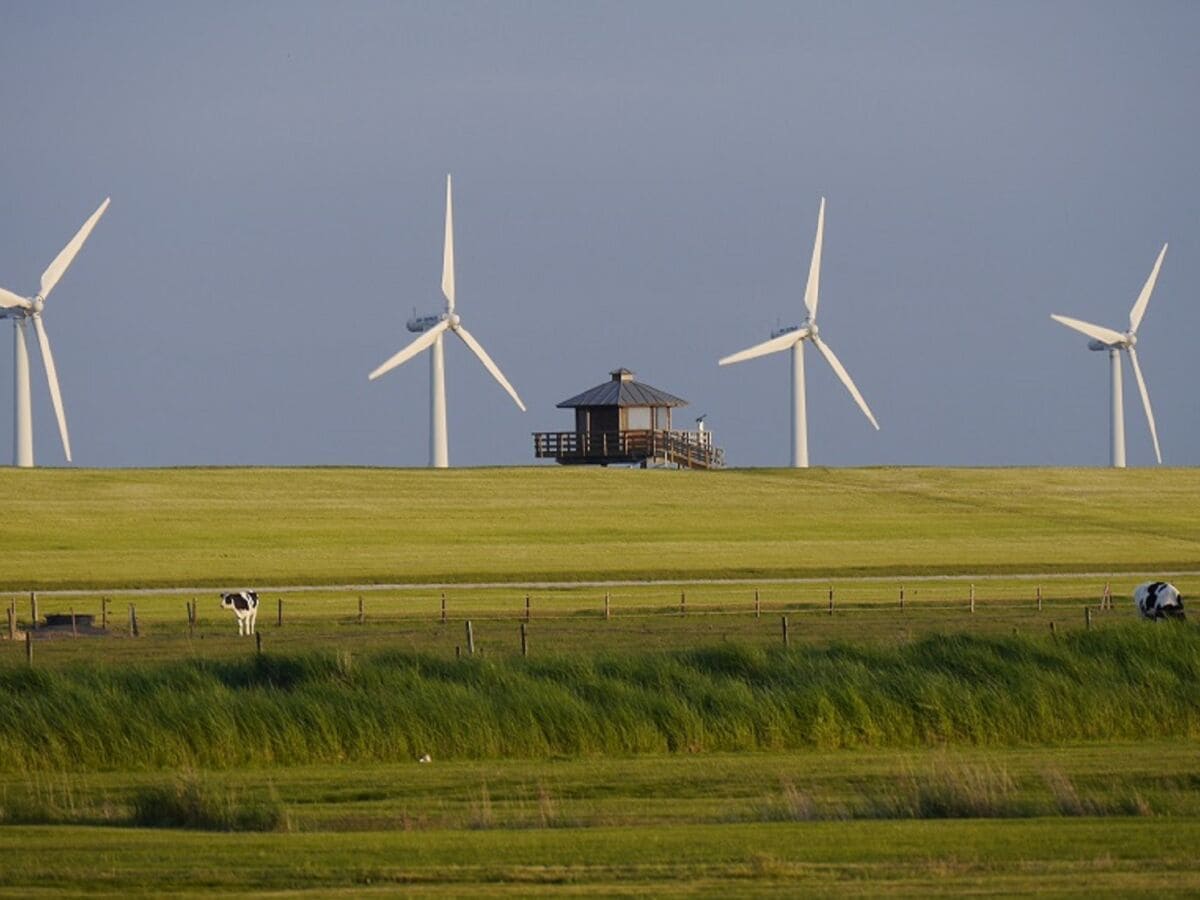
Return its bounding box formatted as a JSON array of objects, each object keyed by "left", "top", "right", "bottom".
[
  {"left": 754, "top": 590, "right": 761, "bottom": 619},
  {"left": 30, "top": 591, "right": 38, "bottom": 630},
  {"left": 1085, "top": 607, "right": 1092, "bottom": 631},
  {"left": 358, "top": 596, "right": 365, "bottom": 625},
  {"left": 441, "top": 593, "right": 447, "bottom": 625},
  {"left": 604, "top": 592, "right": 611, "bottom": 620},
  {"left": 520, "top": 622, "right": 528, "bottom": 658},
  {"left": 1037, "top": 586, "right": 1043, "bottom": 612},
  {"left": 277, "top": 597, "right": 283, "bottom": 627},
  {"left": 71, "top": 608, "right": 77, "bottom": 638},
  {"left": 25, "top": 630, "right": 33, "bottom": 666},
  {"left": 827, "top": 587, "right": 834, "bottom": 616},
  {"left": 899, "top": 585, "right": 905, "bottom": 611},
  {"left": 7, "top": 604, "right": 14, "bottom": 641},
  {"left": 970, "top": 584, "right": 976, "bottom": 614},
  {"left": 1102, "top": 582, "right": 1112, "bottom": 610},
  {"left": 465, "top": 620, "right": 475, "bottom": 656},
  {"left": 680, "top": 592, "right": 686, "bottom": 617},
  {"left": 101, "top": 597, "right": 109, "bottom": 631},
  {"left": 129, "top": 604, "right": 139, "bottom": 638},
  {"left": 781, "top": 615, "right": 789, "bottom": 648},
  {"left": 1049, "top": 620, "right": 1056, "bottom": 638},
  {"left": 525, "top": 594, "right": 531, "bottom": 622}
]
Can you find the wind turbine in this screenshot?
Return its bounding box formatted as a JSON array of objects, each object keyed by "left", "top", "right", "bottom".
[
  {"left": 368, "top": 176, "right": 526, "bottom": 467},
  {"left": 1051, "top": 243, "right": 1167, "bottom": 468},
  {"left": 0, "top": 197, "right": 110, "bottom": 467},
  {"left": 718, "top": 197, "right": 879, "bottom": 467}
]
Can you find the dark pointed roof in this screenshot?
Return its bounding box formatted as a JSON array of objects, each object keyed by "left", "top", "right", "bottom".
[{"left": 557, "top": 369, "right": 689, "bottom": 409}]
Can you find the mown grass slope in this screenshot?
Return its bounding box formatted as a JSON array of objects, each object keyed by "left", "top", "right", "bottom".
[{"left": 2, "top": 466, "right": 1200, "bottom": 589}]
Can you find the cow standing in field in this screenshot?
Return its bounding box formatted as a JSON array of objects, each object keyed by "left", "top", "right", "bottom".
[
  {"left": 1133, "top": 582, "right": 1186, "bottom": 621},
  {"left": 220, "top": 591, "right": 260, "bottom": 635}
]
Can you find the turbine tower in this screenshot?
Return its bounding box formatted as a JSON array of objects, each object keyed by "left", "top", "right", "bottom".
[
  {"left": 718, "top": 197, "right": 879, "bottom": 467},
  {"left": 1051, "top": 243, "right": 1167, "bottom": 468},
  {"left": 369, "top": 176, "right": 526, "bottom": 467},
  {"left": 0, "top": 198, "right": 110, "bottom": 467}
]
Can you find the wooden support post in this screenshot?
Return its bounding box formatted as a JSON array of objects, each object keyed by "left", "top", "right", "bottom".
[
  {"left": 255, "top": 631, "right": 263, "bottom": 654},
  {"left": 827, "top": 587, "right": 834, "bottom": 616},
  {"left": 1102, "top": 582, "right": 1112, "bottom": 610},
  {"left": 754, "top": 590, "right": 761, "bottom": 619},
  {"left": 781, "top": 615, "right": 789, "bottom": 648},
  {"left": 899, "top": 585, "right": 905, "bottom": 611},
  {"left": 525, "top": 594, "right": 531, "bottom": 622},
  {"left": 680, "top": 592, "right": 686, "bottom": 617},
  {"left": 1085, "top": 607, "right": 1093, "bottom": 631},
  {"left": 520, "top": 622, "right": 528, "bottom": 658},
  {"left": 101, "top": 597, "right": 109, "bottom": 631},
  {"left": 358, "top": 596, "right": 365, "bottom": 625},
  {"left": 277, "top": 597, "right": 283, "bottom": 627},
  {"left": 25, "top": 630, "right": 33, "bottom": 666},
  {"left": 465, "top": 620, "right": 475, "bottom": 656},
  {"left": 1037, "top": 586, "right": 1043, "bottom": 612},
  {"left": 71, "top": 608, "right": 77, "bottom": 638},
  {"left": 129, "top": 604, "right": 139, "bottom": 638},
  {"left": 7, "top": 604, "right": 14, "bottom": 641},
  {"left": 604, "top": 592, "right": 611, "bottom": 620},
  {"left": 441, "top": 593, "right": 447, "bottom": 625},
  {"left": 30, "top": 591, "right": 38, "bottom": 630}
]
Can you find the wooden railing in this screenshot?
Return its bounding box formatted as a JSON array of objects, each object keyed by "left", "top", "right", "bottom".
[{"left": 532, "top": 430, "right": 725, "bottom": 470}]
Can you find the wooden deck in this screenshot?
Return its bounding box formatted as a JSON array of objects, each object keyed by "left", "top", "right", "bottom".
[{"left": 532, "top": 430, "right": 725, "bottom": 470}]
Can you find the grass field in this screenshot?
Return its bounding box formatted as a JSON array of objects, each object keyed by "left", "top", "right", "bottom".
[
  {"left": 1, "top": 466, "right": 1198, "bottom": 895},
  {"left": 2, "top": 466, "right": 1200, "bottom": 589}
]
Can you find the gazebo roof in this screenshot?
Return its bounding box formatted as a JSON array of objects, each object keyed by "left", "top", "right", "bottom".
[{"left": 557, "top": 369, "right": 689, "bottom": 409}]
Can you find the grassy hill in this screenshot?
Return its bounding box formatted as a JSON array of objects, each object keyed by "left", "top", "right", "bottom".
[{"left": 2, "top": 466, "right": 1199, "bottom": 590}]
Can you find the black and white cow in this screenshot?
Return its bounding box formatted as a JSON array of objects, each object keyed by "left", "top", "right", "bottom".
[
  {"left": 220, "top": 590, "right": 260, "bottom": 635},
  {"left": 1133, "top": 582, "right": 1186, "bottom": 621}
]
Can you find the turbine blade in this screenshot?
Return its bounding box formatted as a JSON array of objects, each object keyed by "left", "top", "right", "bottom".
[
  {"left": 810, "top": 334, "right": 880, "bottom": 430},
  {"left": 803, "top": 197, "right": 825, "bottom": 319},
  {"left": 1050, "top": 314, "right": 1125, "bottom": 346},
  {"left": 368, "top": 319, "right": 449, "bottom": 381},
  {"left": 1127, "top": 346, "right": 1162, "bottom": 464},
  {"left": 31, "top": 316, "right": 71, "bottom": 461},
  {"left": 40, "top": 197, "right": 111, "bottom": 300},
  {"left": 718, "top": 328, "right": 808, "bottom": 366},
  {"left": 442, "top": 175, "right": 455, "bottom": 312},
  {"left": 453, "top": 324, "right": 526, "bottom": 411},
  {"left": 0, "top": 286, "right": 31, "bottom": 309},
  {"left": 1129, "top": 243, "right": 1167, "bottom": 334}
]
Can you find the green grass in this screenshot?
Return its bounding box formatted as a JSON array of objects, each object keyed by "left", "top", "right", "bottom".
[
  {"left": 2, "top": 466, "right": 1199, "bottom": 589},
  {"left": 3, "top": 466, "right": 1198, "bottom": 894},
  {"left": 1, "top": 818, "right": 1198, "bottom": 895},
  {"left": 3, "top": 628, "right": 1196, "bottom": 771}
]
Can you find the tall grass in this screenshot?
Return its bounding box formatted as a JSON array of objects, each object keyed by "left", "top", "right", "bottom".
[{"left": 0, "top": 626, "right": 1195, "bottom": 771}]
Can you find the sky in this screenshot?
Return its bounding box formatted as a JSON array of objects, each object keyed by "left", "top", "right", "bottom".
[{"left": 1, "top": 1, "right": 1197, "bottom": 468}]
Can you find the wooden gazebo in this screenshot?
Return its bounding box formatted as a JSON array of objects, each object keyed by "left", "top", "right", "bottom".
[{"left": 532, "top": 369, "right": 724, "bottom": 469}]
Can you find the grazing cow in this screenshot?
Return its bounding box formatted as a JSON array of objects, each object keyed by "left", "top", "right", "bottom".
[
  {"left": 220, "top": 590, "right": 260, "bottom": 635},
  {"left": 1133, "top": 582, "right": 1186, "bottom": 621}
]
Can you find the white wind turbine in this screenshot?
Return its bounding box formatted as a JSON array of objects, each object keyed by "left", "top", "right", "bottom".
[
  {"left": 718, "top": 198, "right": 879, "bottom": 467},
  {"left": 0, "top": 198, "right": 110, "bottom": 467},
  {"left": 368, "top": 176, "right": 526, "bottom": 467},
  {"left": 1051, "top": 243, "right": 1167, "bottom": 468}
]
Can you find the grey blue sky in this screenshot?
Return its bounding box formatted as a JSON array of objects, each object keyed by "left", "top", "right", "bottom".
[{"left": 1, "top": 1, "right": 1197, "bottom": 467}]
